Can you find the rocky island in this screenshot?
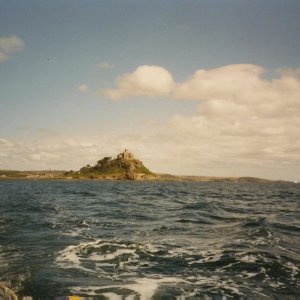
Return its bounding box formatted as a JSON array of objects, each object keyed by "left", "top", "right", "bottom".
[{"left": 66, "top": 149, "right": 157, "bottom": 180}]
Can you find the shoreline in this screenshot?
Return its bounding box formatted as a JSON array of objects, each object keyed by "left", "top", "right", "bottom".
[{"left": 0, "top": 171, "right": 293, "bottom": 184}]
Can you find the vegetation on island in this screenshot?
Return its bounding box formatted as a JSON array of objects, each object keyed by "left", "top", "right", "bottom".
[{"left": 65, "top": 149, "right": 156, "bottom": 180}]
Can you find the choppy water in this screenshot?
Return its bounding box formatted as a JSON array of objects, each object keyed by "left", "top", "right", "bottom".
[{"left": 0, "top": 180, "right": 299, "bottom": 299}]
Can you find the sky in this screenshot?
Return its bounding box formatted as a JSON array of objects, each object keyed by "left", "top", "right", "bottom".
[{"left": 0, "top": 0, "right": 300, "bottom": 181}]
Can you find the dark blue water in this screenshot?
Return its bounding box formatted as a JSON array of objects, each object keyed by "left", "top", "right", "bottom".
[{"left": 0, "top": 180, "right": 299, "bottom": 299}]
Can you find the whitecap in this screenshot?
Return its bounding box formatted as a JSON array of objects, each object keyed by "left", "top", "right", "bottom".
[
  {"left": 70, "top": 277, "right": 186, "bottom": 299},
  {"left": 89, "top": 248, "right": 137, "bottom": 261}
]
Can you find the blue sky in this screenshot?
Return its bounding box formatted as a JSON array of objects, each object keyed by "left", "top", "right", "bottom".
[{"left": 0, "top": 0, "right": 300, "bottom": 180}]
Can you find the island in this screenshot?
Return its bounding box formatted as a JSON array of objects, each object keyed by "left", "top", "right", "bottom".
[
  {"left": 65, "top": 149, "right": 157, "bottom": 180},
  {"left": 0, "top": 149, "right": 291, "bottom": 183}
]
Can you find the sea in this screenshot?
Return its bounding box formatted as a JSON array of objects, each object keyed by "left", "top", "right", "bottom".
[{"left": 0, "top": 179, "right": 299, "bottom": 299}]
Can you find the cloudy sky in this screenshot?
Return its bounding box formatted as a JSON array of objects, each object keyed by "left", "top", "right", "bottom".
[{"left": 0, "top": 0, "right": 300, "bottom": 181}]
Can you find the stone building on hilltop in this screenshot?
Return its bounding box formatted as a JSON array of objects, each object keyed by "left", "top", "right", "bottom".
[{"left": 117, "top": 149, "right": 134, "bottom": 160}]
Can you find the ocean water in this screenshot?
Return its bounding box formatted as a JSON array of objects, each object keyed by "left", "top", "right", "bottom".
[{"left": 0, "top": 180, "right": 299, "bottom": 299}]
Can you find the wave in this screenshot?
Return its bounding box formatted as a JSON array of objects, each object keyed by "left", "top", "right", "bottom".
[
  {"left": 55, "top": 238, "right": 300, "bottom": 297},
  {"left": 1, "top": 180, "right": 300, "bottom": 298}
]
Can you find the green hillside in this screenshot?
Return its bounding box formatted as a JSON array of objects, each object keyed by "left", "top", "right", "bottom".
[{"left": 68, "top": 149, "right": 155, "bottom": 180}]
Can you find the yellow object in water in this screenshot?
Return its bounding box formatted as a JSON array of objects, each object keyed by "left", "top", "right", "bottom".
[{"left": 68, "top": 296, "right": 81, "bottom": 300}]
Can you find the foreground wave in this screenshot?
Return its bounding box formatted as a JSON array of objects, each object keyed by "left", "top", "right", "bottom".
[{"left": 0, "top": 180, "right": 299, "bottom": 299}]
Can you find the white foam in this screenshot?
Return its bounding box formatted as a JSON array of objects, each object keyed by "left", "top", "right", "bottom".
[
  {"left": 55, "top": 239, "right": 147, "bottom": 277},
  {"left": 96, "top": 262, "right": 116, "bottom": 267},
  {"left": 101, "top": 292, "right": 123, "bottom": 300},
  {"left": 285, "top": 261, "right": 300, "bottom": 281},
  {"left": 143, "top": 243, "right": 160, "bottom": 254},
  {"left": 168, "top": 248, "right": 195, "bottom": 257},
  {"left": 189, "top": 274, "right": 247, "bottom": 296},
  {"left": 269, "top": 281, "right": 285, "bottom": 288},
  {"left": 90, "top": 248, "right": 137, "bottom": 261},
  {"left": 82, "top": 219, "right": 89, "bottom": 227},
  {"left": 56, "top": 239, "right": 103, "bottom": 273},
  {"left": 124, "top": 295, "right": 136, "bottom": 300},
  {"left": 238, "top": 254, "right": 257, "bottom": 263},
  {"left": 70, "top": 273, "right": 272, "bottom": 298},
  {"left": 239, "top": 271, "right": 258, "bottom": 278},
  {"left": 70, "top": 276, "right": 186, "bottom": 299},
  {"left": 124, "top": 278, "right": 159, "bottom": 299},
  {"left": 64, "top": 228, "right": 83, "bottom": 237},
  {"left": 189, "top": 250, "right": 223, "bottom": 264},
  {"left": 58, "top": 240, "right": 277, "bottom": 297}
]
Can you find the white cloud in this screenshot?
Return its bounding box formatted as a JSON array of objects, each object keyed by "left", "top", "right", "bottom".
[
  {"left": 98, "top": 62, "right": 114, "bottom": 70},
  {"left": 169, "top": 64, "right": 300, "bottom": 179},
  {"left": 0, "top": 135, "right": 148, "bottom": 171},
  {"left": 174, "top": 64, "right": 300, "bottom": 121},
  {"left": 98, "top": 64, "right": 300, "bottom": 180},
  {"left": 0, "top": 138, "right": 14, "bottom": 147},
  {"left": 78, "top": 84, "right": 89, "bottom": 92},
  {"left": 101, "top": 65, "right": 174, "bottom": 100},
  {"left": 0, "top": 35, "right": 24, "bottom": 62},
  {"left": 173, "top": 64, "right": 265, "bottom": 101},
  {"left": 29, "top": 152, "right": 60, "bottom": 162}
]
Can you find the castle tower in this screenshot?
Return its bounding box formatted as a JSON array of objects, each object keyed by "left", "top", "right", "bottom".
[{"left": 117, "top": 149, "right": 134, "bottom": 160}]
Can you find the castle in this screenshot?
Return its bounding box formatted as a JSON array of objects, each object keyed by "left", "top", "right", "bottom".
[{"left": 117, "top": 149, "right": 135, "bottom": 161}]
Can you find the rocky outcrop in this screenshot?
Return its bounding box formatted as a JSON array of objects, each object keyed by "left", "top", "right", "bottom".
[{"left": 77, "top": 149, "right": 156, "bottom": 180}]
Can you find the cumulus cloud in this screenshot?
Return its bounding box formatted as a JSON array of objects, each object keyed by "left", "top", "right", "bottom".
[
  {"left": 173, "top": 64, "right": 264, "bottom": 101},
  {"left": 0, "top": 35, "right": 24, "bottom": 62},
  {"left": 170, "top": 64, "right": 300, "bottom": 178},
  {"left": 174, "top": 64, "right": 300, "bottom": 120},
  {"left": 78, "top": 84, "right": 89, "bottom": 92},
  {"left": 101, "top": 65, "right": 174, "bottom": 100},
  {"left": 99, "top": 64, "right": 300, "bottom": 179}
]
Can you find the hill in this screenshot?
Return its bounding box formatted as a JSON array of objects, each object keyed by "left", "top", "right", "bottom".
[{"left": 67, "top": 149, "right": 157, "bottom": 180}]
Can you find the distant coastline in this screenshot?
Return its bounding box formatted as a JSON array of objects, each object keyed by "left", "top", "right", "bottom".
[
  {"left": 0, "top": 149, "right": 292, "bottom": 184},
  {"left": 0, "top": 170, "right": 292, "bottom": 184}
]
